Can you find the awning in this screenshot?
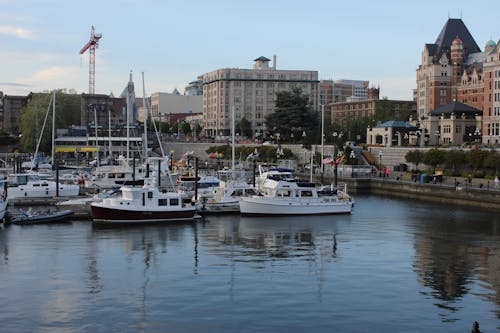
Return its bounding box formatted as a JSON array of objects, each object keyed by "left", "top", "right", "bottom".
[
  {"left": 56, "top": 147, "right": 77, "bottom": 153},
  {"left": 80, "top": 147, "right": 99, "bottom": 152}
]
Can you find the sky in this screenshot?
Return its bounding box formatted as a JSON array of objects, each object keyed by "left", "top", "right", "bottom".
[{"left": 1, "top": 0, "right": 500, "bottom": 101}]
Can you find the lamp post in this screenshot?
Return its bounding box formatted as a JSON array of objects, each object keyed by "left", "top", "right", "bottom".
[
  {"left": 435, "top": 130, "right": 441, "bottom": 146},
  {"left": 349, "top": 150, "right": 356, "bottom": 177},
  {"left": 474, "top": 127, "right": 481, "bottom": 143},
  {"left": 276, "top": 147, "right": 284, "bottom": 160},
  {"left": 378, "top": 151, "right": 383, "bottom": 177},
  {"left": 252, "top": 148, "right": 258, "bottom": 188},
  {"left": 334, "top": 151, "right": 343, "bottom": 187}
]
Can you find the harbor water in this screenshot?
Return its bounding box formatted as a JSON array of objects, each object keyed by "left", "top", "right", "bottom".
[{"left": 0, "top": 195, "right": 499, "bottom": 332}]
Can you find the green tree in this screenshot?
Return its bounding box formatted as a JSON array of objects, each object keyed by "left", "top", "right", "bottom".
[
  {"left": 181, "top": 122, "right": 191, "bottom": 137},
  {"left": 19, "top": 91, "right": 80, "bottom": 153},
  {"left": 443, "top": 150, "right": 466, "bottom": 176},
  {"left": 466, "top": 149, "right": 489, "bottom": 173},
  {"left": 405, "top": 150, "right": 424, "bottom": 170},
  {"left": 484, "top": 152, "right": 500, "bottom": 175},
  {"left": 237, "top": 117, "right": 252, "bottom": 138},
  {"left": 422, "top": 148, "right": 445, "bottom": 172},
  {"left": 266, "top": 88, "right": 318, "bottom": 144}
]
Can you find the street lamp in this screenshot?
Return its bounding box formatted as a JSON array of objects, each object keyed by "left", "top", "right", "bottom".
[
  {"left": 474, "top": 127, "right": 481, "bottom": 143},
  {"left": 350, "top": 150, "right": 356, "bottom": 160},
  {"left": 334, "top": 151, "right": 343, "bottom": 187},
  {"left": 378, "top": 151, "right": 383, "bottom": 177},
  {"left": 252, "top": 148, "right": 258, "bottom": 188},
  {"left": 435, "top": 130, "right": 441, "bottom": 146},
  {"left": 276, "top": 147, "right": 284, "bottom": 160}
]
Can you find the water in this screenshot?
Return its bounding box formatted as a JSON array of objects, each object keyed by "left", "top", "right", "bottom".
[{"left": 1, "top": 195, "right": 499, "bottom": 332}]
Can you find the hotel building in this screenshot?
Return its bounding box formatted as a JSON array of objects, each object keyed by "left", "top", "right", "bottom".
[{"left": 200, "top": 56, "right": 319, "bottom": 138}]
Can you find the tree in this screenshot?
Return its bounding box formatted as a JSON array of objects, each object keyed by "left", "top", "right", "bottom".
[
  {"left": 405, "top": 150, "right": 424, "bottom": 170},
  {"left": 181, "top": 122, "right": 191, "bottom": 137},
  {"left": 443, "top": 150, "right": 466, "bottom": 176},
  {"left": 266, "top": 88, "right": 318, "bottom": 143},
  {"left": 422, "top": 148, "right": 445, "bottom": 172},
  {"left": 19, "top": 91, "right": 80, "bottom": 153},
  {"left": 237, "top": 117, "right": 252, "bottom": 138},
  {"left": 484, "top": 152, "right": 500, "bottom": 175},
  {"left": 466, "top": 149, "right": 489, "bottom": 173}
]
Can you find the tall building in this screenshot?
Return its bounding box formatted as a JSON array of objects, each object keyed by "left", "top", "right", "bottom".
[
  {"left": 320, "top": 79, "right": 371, "bottom": 105},
  {"left": 0, "top": 92, "right": 29, "bottom": 135},
  {"left": 416, "top": 18, "right": 481, "bottom": 121},
  {"left": 200, "top": 56, "right": 319, "bottom": 138},
  {"left": 483, "top": 40, "right": 500, "bottom": 145},
  {"left": 150, "top": 92, "right": 202, "bottom": 123},
  {"left": 184, "top": 79, "right": 203, "bottom": 96},
  {"left": 416, "top": 18, "right": 500, "bottom": 145}
]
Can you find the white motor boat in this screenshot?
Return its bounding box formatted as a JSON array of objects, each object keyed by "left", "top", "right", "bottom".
[
  {"left": 239, "top": 178, "right": 352, "bottom": 216},
  {"left": 196, "top": 179, "right": 257, "bottom": 214},
  {"left": 6, "top": 173, "right": 80, "bottom": 200},
  {"left": 90, "top": 179, "right": 196, "bottom": 224},
  {"left": 85, "top": 156, "right": 177, "bottom": 190}
]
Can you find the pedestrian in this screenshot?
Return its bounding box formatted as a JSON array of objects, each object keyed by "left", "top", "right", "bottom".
[
  {"left": 495, "top": 175, "right": 499, "bottom": 189},
  {"left": 471, "top": 321, "right": 481, "bottom": 333},
  {"left": 468, "top": 174, "right": 472, "bottom": 187},
  {"left": 385, "top": 167, "right": 390, "bottom": 178}
]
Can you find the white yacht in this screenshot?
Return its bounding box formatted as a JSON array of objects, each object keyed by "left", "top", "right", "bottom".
[
  {"left": 239, "top": 178, "right": 352, "bottom": 216},
  {"left": 7, "top": 173, "right": 80, "bottom": 200},
  {"left": 196, "top": 179, "right": 256, "bottom": 214},
  {"left": 84, "top": 156, "right": 176, "bottom": 190}
]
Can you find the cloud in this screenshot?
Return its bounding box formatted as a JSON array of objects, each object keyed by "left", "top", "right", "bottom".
[
  {"left": 24, "top": 66, "right": 79, "bottom": 83},
  {"left": 0, "top": 25, "right": 37, "bottom": 39}
]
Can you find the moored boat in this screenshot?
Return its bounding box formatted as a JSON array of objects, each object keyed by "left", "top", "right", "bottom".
[
  {"left": 196, "top": 179, "right": 256, "bottom": 214},
  {"left": 239, "top": 179, "right": 352, "bottom": 216},
  {"left": 6, "top": 173, "right": 80, "bottom": 200},
  {"left": 90, "top": 179, "right": 196, "bottom": 224},
  {"left": 10, "top": 208, "right": 74, "bottom": 224}
]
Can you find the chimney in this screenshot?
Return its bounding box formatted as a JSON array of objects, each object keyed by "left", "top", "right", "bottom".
[{"left": 273, "top": 54, "right": 277, "bottom": 70}]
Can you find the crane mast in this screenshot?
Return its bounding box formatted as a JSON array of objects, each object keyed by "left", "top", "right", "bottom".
[{"left": 79, "top": 26, "right": 102, "bottom": 95}]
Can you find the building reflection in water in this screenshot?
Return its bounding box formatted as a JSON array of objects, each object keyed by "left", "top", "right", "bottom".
[{"left": 411, "top": 207, "right": 500, "bottom": 320}]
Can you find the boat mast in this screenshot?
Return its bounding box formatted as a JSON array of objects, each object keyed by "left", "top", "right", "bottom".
[
  {"left": 32, "top": 94, "right": 53, "bottom": 171},
  {"left": 51, "top": 91, "right": 56, "bottom": 163},
  {"left": 231, "top": 104, "right": 235, "bottom": 175},
  {"left": 126, "top": 72, "right": 131, "bottom": 159},
  {"left": 108, "top": 108, "right": 112, "bottom": 157},
  {"left": 142, "top": 72, "right": 148, "bottom": 159}
]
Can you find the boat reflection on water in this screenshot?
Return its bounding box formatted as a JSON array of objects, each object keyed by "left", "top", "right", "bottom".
[
  {"left": 205, "top": 214, "right": 352, "bottom": 261},
  {"left": 1, "top": 195, "right": 500, "bottom": 332}
]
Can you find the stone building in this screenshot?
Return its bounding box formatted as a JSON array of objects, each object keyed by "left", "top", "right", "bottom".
[
  {"left": 329, "top": 99, "right": 416, "bottom": 124},
  {"left": 200, "top": 56, "right": 319, "bottom": 138},
  {"left": 416, "top": 18, "right": 500, "bottom": 145},
  {"left": 0, "top": 93, "right": 29, "bottom": 135}
]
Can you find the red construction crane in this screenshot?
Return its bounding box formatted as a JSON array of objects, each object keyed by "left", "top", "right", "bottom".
[{"left": 79, "top": 26, "right": 102, "bottom": 95}]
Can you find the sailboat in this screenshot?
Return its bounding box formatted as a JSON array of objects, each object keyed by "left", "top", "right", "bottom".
[
  {"left": 7, "top": 91, "right": 80, "bottom": 200},
  {"left": 195, "top": 105, "right": 256, "bottom": 214},
  {"left": 84, "top": 72, "right": 176, "bottom": 191}
]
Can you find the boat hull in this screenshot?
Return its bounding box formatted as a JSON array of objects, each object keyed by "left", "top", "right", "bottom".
[
  {"left": 10, "top": 210, "right": 74, "bottom": 224},
  {"left": 197, "top": 201, "right": 240, "bottom": 214},
  {"left": 239, "top": 197, "right": 352, "bottom": 216},
  {"left": 8, "top": 185, "right": 80, "bottom": 199},
  {"left": 90, "top": 204, "right": 196, "bottom": 224}
]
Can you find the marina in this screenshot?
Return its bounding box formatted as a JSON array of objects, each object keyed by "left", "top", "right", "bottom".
[{"left": 0, "top": 195, "right": 498, "bottom": 332}]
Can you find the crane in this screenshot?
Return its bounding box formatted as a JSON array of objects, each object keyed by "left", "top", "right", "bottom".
[{"left": 79, "top": 26, "right": 102, "bottom": 95}]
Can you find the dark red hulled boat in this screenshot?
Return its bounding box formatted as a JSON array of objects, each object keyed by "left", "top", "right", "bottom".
[{"left": 90, "top": 181, "right": 195, "bottom": 224}]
